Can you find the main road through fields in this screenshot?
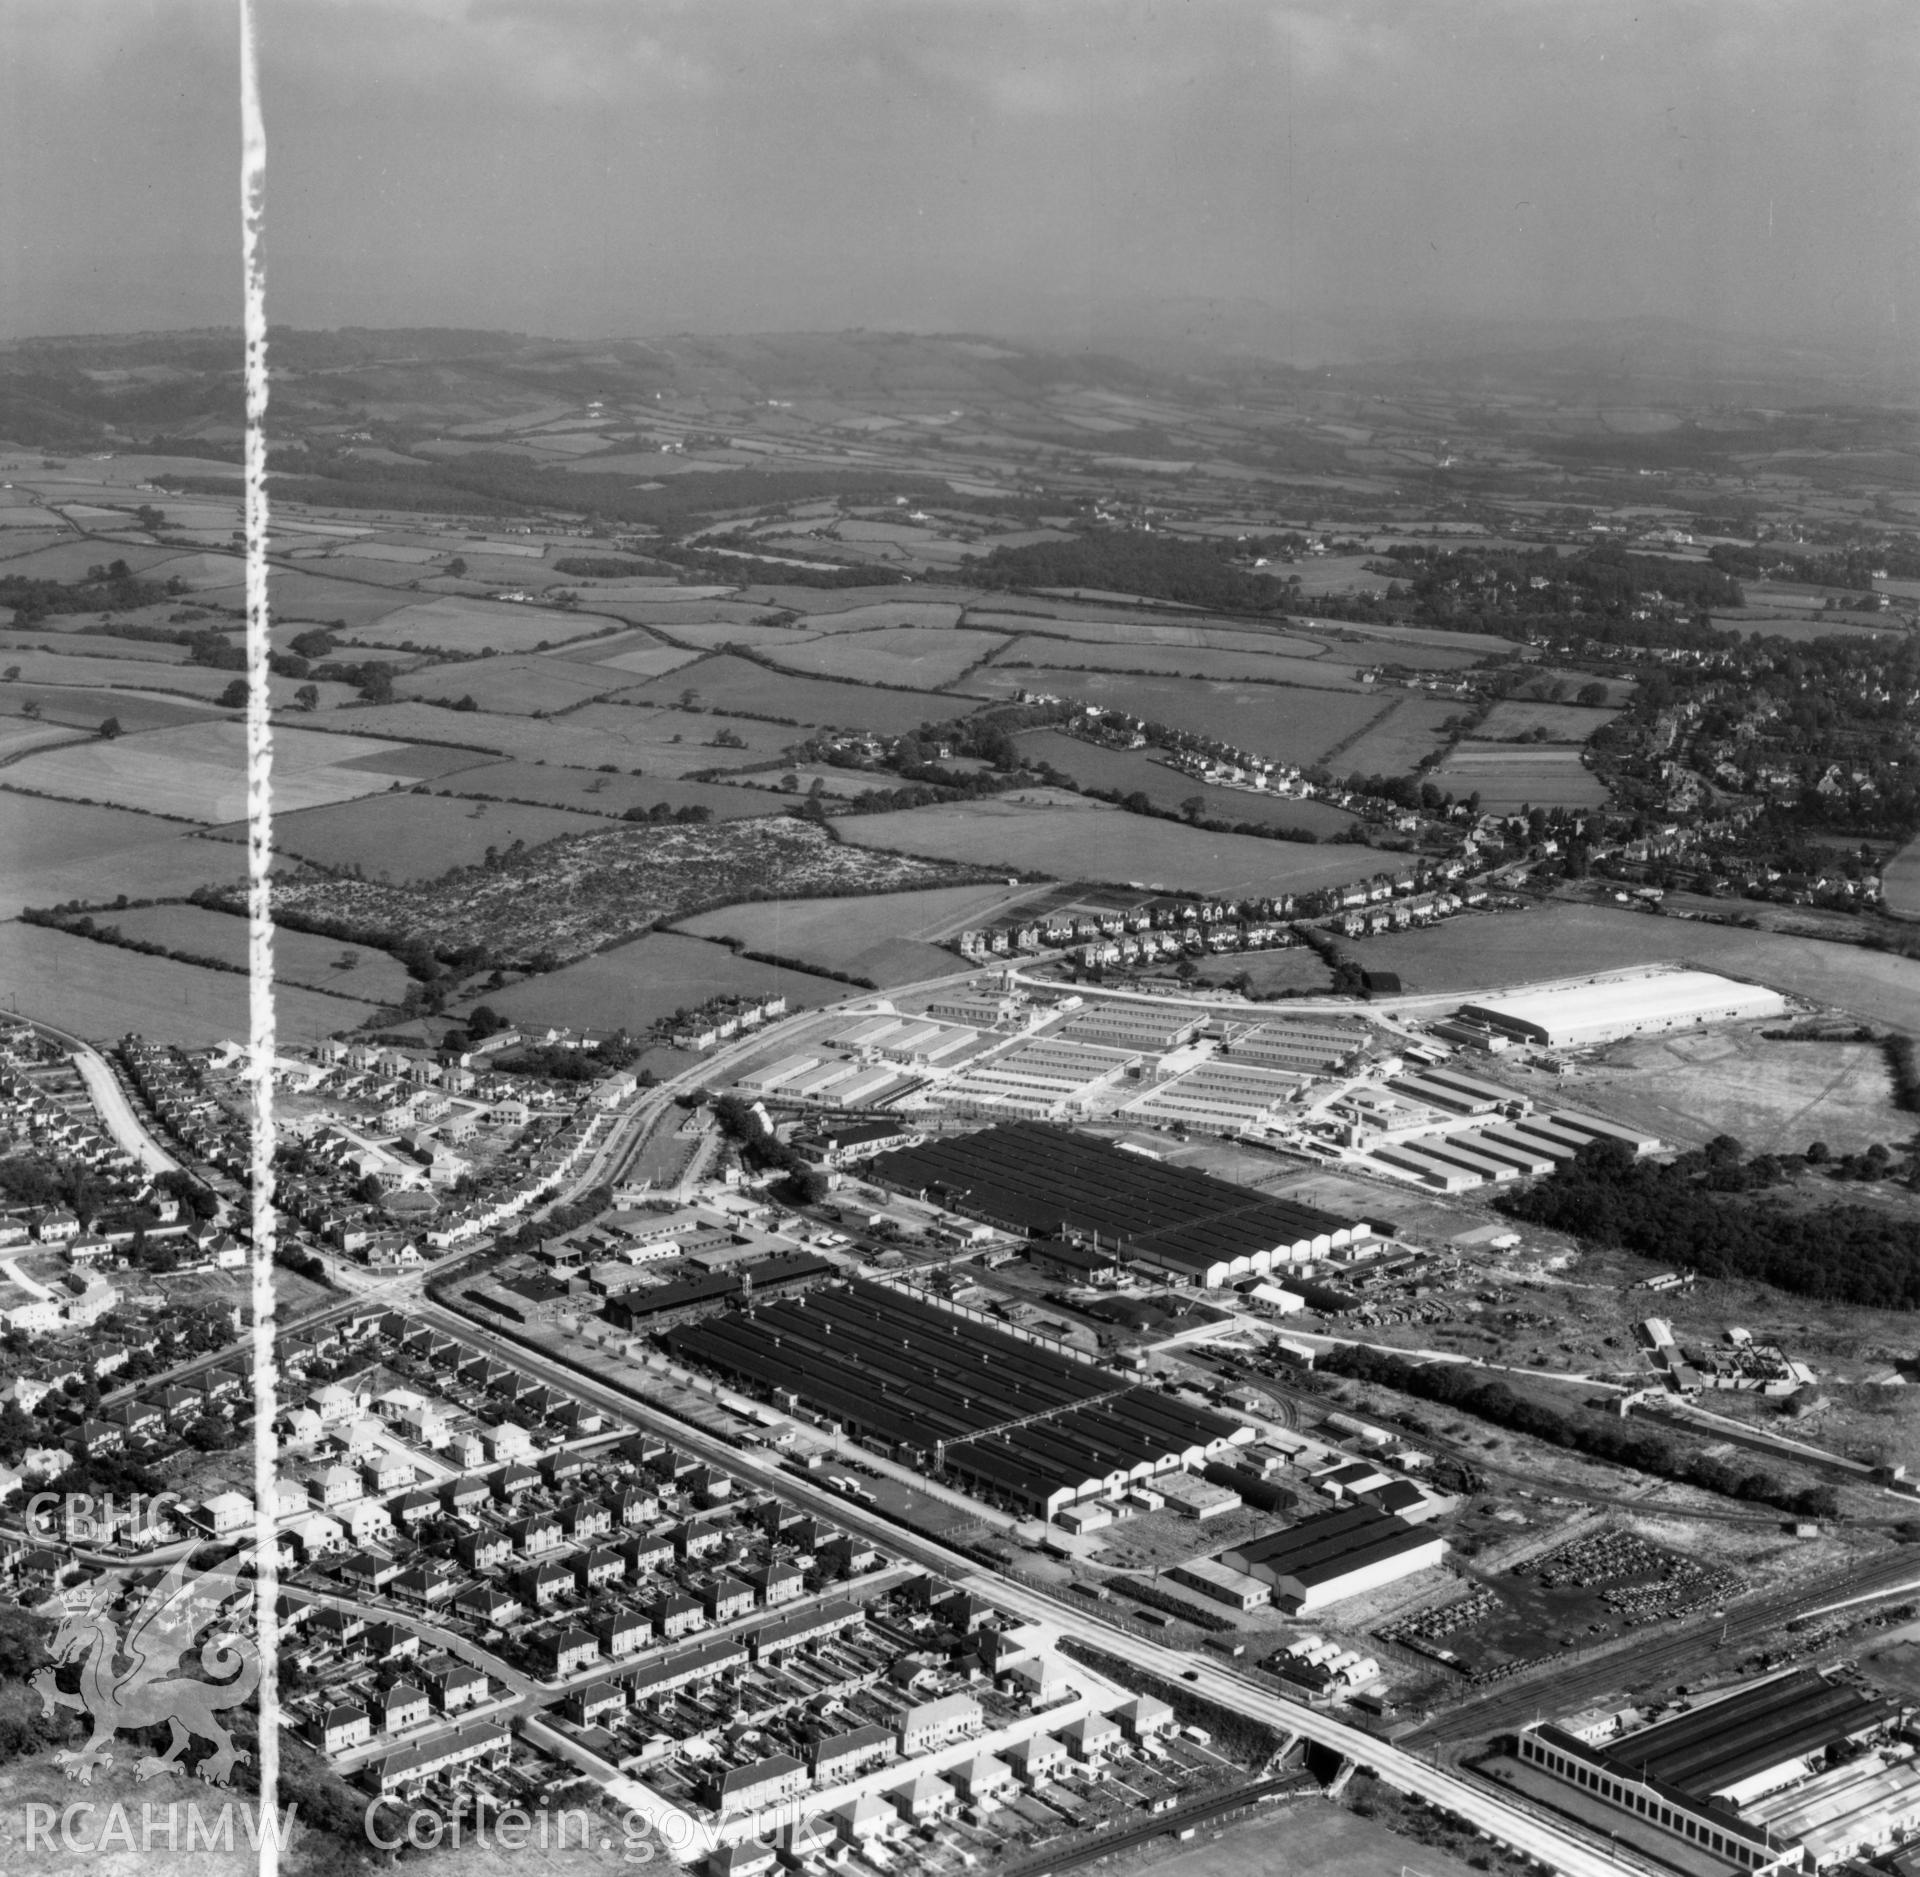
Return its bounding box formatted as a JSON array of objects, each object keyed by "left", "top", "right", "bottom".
[{"left": 414, "top": 1292, "right": 1829, "bottom": 1877}]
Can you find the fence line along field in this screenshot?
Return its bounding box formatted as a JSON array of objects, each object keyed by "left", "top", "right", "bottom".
[
  {"left": 1012, "top": 727, "right": 1359, "bottom": 834},
  {"left": 0, "top": 795, "right": 251, "bottom": 920},
  {"left": 616, "top": 617, "right": 820, "bottom": 653},
  {"left": 784, "top": 600, "right": 967, "bottom": 634},
  {"left": 614, "top": 652, "right": 965, "bottom": 735},
  {"left": 0, "top": 920, "right": 382, "bottom": 1047},
  {"left": 674, "top": 879, "right": 1052, "bottom": 987},
  {"left": 1425, "top": 742, "right": 1608, "bottom": 808},
  {"left": 1325, "top": 695, "right": 1464, "bottom": 778},
  {"left": 763, "top": 625, "right": 1007, "bottom": 691},
  {"left": 427, "top": 759, "right": 775, "bottom": 821},
  {"left": 89, "top": 902, "right": 415, "bottom": 1003},
  {"left": 337, "top": 594, "right": 628, "bottom": 655},
  {"left": 834, "top": 790, "right": 1393, "bottom": 897},
  {"left": 204, "top": 791, "right": 622, "bottom": 884},
  {"left": 960, "top": 666, "right": 1383, "bottom": 765},
  {"left": 6, "top": 719, "right": 490, "bottom": 823},
  {"left": 467, "top": 930, "right": 855, "bottom": 1035}
]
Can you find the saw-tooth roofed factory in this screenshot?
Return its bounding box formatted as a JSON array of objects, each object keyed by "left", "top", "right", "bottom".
[
  {"left": 663, "top": 1277, "right": 1253, "bottom": 1517},
  {"left": 864, "top": 1121, "right": 1373, "bottom": 1287},
  {"left": 1509, "top": 1668, "right": 1919, "bottom": 1875}
]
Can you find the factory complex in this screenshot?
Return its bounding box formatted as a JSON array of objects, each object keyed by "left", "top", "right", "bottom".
[
  {"left": 665, "top": 1277, "right": 1253, "bottom": 1517},
  {"left": 1457, "top": 970, "right": 1788, "bottom": 1050},
  {"left": 1508, "top": 1670, "right": 1920, "bottom": 1875},
  {"left": 864, "top": 1122, "right": 1376, "bottom": 1287}
]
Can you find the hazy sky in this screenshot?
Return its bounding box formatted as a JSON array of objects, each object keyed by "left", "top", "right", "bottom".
[{"left": 1, "top": 0, "right": 1915, "bottom": 352}]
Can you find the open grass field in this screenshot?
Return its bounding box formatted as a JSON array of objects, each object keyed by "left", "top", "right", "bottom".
[
  {"left": 558, "top": 699, "right": 802, "bottom": 772},
  {"left": 590, "top": 601, "right": 776, "bottom": 634},
  {"left": 429, "top": 758, "right": 775, "bottom": 820},
  {"left": 0, "top": 540, "right": 181, "bottom": 580},
  {"left": 962, "top": 666, "right": 1383, "bottom": 765},
  {"left": 391, "top": 652, "right": 639, "bottom": 715},
  {"left": 1143, "top": 1797, "right": 1486, "bottom": 1877},
  {"left": 624, "top": 617, "right": 818, "bottom": 652},
  {"left": 1884, "top": 833, "right": 1920, "bottom": 922},
  {"left": 1475, "top": 700, "right": 1618, "bottom": 742},
  {"left": 339, "top": 593, "right": 618, "bottom": 654},
  {"left": 11, "top": 628, "right": 189, "bottom": 664},
  {"left": 676, "top": 880, "right": 1045, "bottom": 985},
  {"left": 0, "top": 720, "right": 81, "bottom": 762},
  {"left": 0, "top": 650, "right": 359, "bottom": 712},
  {"left": 1329, "top": 695, "right": 1462, "bottom": 777},
  {"left": 768, "top": 625, "right": 1005, "bottom": 690},
  {"left": 1352, "top": 898, "right": 1920, "bottom": 1032},
  {"left": 964, "top": 610, "right": 1327, "bottom": 654},
  {"left": 1596, "top": 1030, "right": 1906, "bottom": 1155},
  {"left": 570, "top": 639, "right": 701, "bottom": 678},
  {"left": 837, "top": 790, "right": 1389, "bottom": 896},
  {"left": 615, "top": 652, "right": 956, "bottom": 734},
  {"left": 990, "top": 635, "right": 1368, "bottom": 687},
  {"left": 0, "top": 795, "right": 249, "bottom": 919},
  {"left": 205, "top": 790, "right": 616, "bottom": 884},
  {"left": 6, "top": 719, "right": 467, "bottom": 822},
  {"left": 473, "top": 930, "right": 853, "bottom": 1033},
  {"left": 1188, "top": 944, "right": 1336, "bottom": 995},
  {"left": 0, "top": 920, "right": 379, "bottom": 1046},
  {"left": 1426, "top": 742, "right": 1608, "bottom": 808},
  {"left": 1014, "top": 727, "right": 1358, "bottom": 833},
  {"left": 99, "top": 902, "right": 415, "bottom": 1003},
  {"left": 0, "top": 683, "right": 221, "bottom": 735},
  {"left": 791, "top": 600, "right": 967, "bottom": 633}
]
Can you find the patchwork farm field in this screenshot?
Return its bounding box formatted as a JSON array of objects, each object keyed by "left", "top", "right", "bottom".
[
  {"left": 836, "top": 791, "right": 1388, "bottom": 896},
  {"left": 615, "top": 653, "right": 959, "bottom": 734},
  {"left": 97, "top": 903, "right": 415, "bottom": 1003},
  {"left": 767, "top": 626, "right": 1006, "bottom": 690},
  {"left": 1014, "top": 728, "right": 1357, "bottom": 833},
  {"left": 1474, "top": 700, "right": 1618, "bottom": 742},
  {"left": 0, "top": 683, "right": 221, "bottom": 735},
  {"left": 0, "top": 796, "right": 249, "bottom": 919},
  {"left": 340, "top": 594, "right": 622, "bottom": 654},
  {"left": 7, "top": 720, "right": 475, "bottom": 822},
  {"left": 0, "top": 920, "right": 379, "bottom": 1046},
  {"left": 623, "top": 618, "right": 818, "bottom": 652},
  {"left": 959, "top": 666, "right": 1381, "bottom": 765},
  {"left": 0, "top": 720, "right": 82, "bottom": 761},
  {"left": 559, "top": 700, "right": 802, "bottom": 772},
  {"left": 790, "top": 601, "right": 966, "bottom": 633},
  {"left": 1347, "top": 899, "right": 1920, "bottom": 1031},
  {"left": 0, "top": 648, "right": 356, "bottom": 711},
  {"left": 1327, "top": 695, "right": 1462, "bottom": 777},
  {"left": 429, "top": 760, "right": 773, "bottom": 821},
  {"left": 472, "top": 931, "right": 852, "bottom": 1033},
  {"left": 207, "top": 791, "right": 616, "bottom": 884},
  {"left": 1425, "top": 741, "right": 1608, "bottom": 808},
  {"left": 392, "top": 652, "right": 640, "bottom": 715},
  {"left": 990, "top": 635, "right": 1366, "bottom": 686},
  {"left": 676, "top": 880, "right": 1047, "bottom": 986}
]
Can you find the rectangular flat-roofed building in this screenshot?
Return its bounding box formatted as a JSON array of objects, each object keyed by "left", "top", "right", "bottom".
[
  {"left": 1220, "top": 1507, "right": 1444, "bottom": 1612},
  {"left": 1459, "top": 972, "right": 1786, "bottom": 1049}
]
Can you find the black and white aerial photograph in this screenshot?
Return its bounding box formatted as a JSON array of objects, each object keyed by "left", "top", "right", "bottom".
[{"left": 0, "top": 4, "right": 1916, "bottom": 1874}]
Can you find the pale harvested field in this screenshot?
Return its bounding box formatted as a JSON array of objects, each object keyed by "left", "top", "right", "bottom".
[
  {"left": 1596, "top": 1030, "right": 1907, "bottom": 1155},
  {"left": 0, "top": 795, "right": 249, "bottom": 918},
  {"left": 102, "top": 902, "right": 415, "bottom": 1002},
  {"left": 1354, "top": 899, "right": 1920, "bottom": 1032},
  {"left": 838, "top": 792, "right": 1387, "bottom": 896},
  {"left": 0, "top": 719, "right": 81, "bottom": 760},
  {"left": 770, "top": 625, "right": 1006, "bottom": 690},
  {"left": 1426, "top": 742, "right": 1608, "bottom": 808},
  {"left": 0, "top": 920, "right": 378, "bottom": 1045},
  {"left": 1331, "top": 695, "right": 1462, "bottom": 777},
  {"left": 7, "top": 719, "right": 455, "bottom": 821},
  {"left": 342, "top": 593, "right": 618, "bottom": 654}
]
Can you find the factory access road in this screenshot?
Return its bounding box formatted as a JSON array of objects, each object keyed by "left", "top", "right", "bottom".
[{"left": 413, "top": 1297, "right": 1656, "bottom": 1877}]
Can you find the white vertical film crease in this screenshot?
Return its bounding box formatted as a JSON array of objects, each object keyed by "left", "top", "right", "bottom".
[{"left": 239, "top": 0, "right": 281, "bottom": 1864}]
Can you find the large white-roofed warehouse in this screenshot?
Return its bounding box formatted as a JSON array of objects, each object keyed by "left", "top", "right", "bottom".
[{"left": 1456, "top": 971, "right": 1786, "bottom": 1050}]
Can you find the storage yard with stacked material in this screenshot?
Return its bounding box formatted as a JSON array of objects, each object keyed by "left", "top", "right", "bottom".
[
  {"left": 865, "top": 1121, "right": 1375, "bottom": 1285},
  {"left": 663, "top": 1276, "right": 1253, "bottom": 1516}
]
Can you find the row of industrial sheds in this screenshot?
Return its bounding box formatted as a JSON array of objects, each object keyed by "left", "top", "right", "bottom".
[
  {"left": 1460, "top": 969, "right": 1787, "bottom": 1050},
  {"left": 664, "top": 1278, "right": 1253, "bottom": 1516},
  {"left": 1517, "top": 1669, "right": 1908, "bottom": 1874},
  {"left": 865, "top": 1122, "right": 1374, "bottom": 1286}
]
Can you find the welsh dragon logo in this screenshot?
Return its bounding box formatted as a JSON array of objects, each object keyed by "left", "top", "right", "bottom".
[{"left": 32, "top": 1545, "right": 262, "bottom": 1786}]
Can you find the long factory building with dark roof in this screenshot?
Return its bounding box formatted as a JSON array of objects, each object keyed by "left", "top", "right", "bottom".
[
  {"left": 864, "top": 1121, "right": 1374, "bottom": 1287},
  {"left": 664, "top": 1277, "right": 1253, "bottom": 1516}
]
